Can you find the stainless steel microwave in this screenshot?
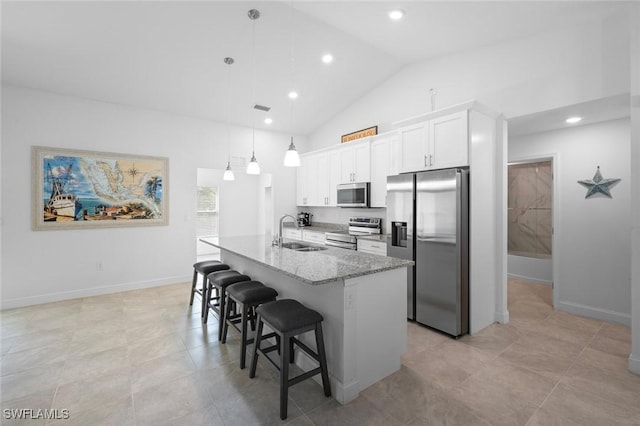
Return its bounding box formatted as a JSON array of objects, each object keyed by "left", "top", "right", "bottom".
[{"left": 337, "top": 182, "right": 370, "bottom": 208}]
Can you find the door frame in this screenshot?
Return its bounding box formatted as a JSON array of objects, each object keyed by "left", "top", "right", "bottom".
[{"left": 507, "top": 153, "right": 558, "bottom": 308}]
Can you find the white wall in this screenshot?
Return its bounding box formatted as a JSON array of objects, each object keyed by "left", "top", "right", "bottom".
[
  {"left": 307, "top": 10, "right": 630, "bottom": 152},
  {"left": 510, "top": 119, "right": 631, "bottom": 325},
  {"left": 507, "top": 255, "right": 553, "bottom": 285},
  {"left": 0, "top": 85, "right": 306, "bottom": 308}
]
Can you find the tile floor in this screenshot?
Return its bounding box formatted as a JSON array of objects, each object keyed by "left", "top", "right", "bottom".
[{"left": 1, "top": 278, "right": 638, "bottom": 425}]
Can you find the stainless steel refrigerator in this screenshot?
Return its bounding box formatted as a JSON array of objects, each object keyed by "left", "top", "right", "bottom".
[{"left": 386, "top": 168, "right": 469, "bottom": 337}]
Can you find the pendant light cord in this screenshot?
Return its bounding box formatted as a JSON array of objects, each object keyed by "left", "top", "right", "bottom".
[
  {"left": 252, "top": 11, "right": 257, "bottom": 156},
  {"left": 226, "top": 59, "right": 231, "bottom": 164},
  {"left": 290, "top": 0, "right": 295, "bottom": 129}
]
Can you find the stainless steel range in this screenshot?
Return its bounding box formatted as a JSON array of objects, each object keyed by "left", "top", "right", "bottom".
[{"left": 325, "top": 217, "right": 382, "bottom": 250}]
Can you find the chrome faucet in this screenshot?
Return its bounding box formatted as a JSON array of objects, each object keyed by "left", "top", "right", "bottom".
[{"left": 275, "top": 214, "right": 298, "bottom": 247}]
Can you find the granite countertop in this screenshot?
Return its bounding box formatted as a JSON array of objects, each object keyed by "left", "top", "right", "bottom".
[{"left": 200, "top": 235, "right": 413, "bottom": 285}]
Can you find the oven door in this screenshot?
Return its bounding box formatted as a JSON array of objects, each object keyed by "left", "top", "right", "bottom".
[
  {"left": 336, "top": 183, "right": 369, "bottom": 207},
  {"left": 325, "top": 240, "right": 357, "bottom": 250}
]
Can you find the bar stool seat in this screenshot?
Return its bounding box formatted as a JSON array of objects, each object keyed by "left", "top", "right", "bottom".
[
  {"left": 250, "top": 299, "right": 331, "bottom": 420},
  {"left": 221, "top": 281, "right": 278, "bottom": 369},
  {"left": 189, "top": 261, "right": 230, "bottom": 317},
  {"left": 204, "top": 270, "right": 251, "bottom": 340}
]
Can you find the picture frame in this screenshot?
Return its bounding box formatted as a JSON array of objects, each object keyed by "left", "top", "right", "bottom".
[{"left": 32, "top": 146, "right": 169, "bottom": 231}]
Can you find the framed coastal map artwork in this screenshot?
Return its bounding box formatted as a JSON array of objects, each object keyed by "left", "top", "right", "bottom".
[{"left": 32, "top": 146, "right": 169, "bottom": 230}]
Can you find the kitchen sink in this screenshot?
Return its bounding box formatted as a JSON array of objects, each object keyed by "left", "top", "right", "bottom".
[{"left": 281, "top": 242, "right": 327, "bottom": 252}]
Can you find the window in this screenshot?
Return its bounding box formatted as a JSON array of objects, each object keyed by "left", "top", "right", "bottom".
[{"left": 197, "top": 186, "right": 218, "bottom": 237}]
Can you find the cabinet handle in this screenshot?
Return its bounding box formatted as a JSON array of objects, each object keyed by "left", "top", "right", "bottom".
[
  {"left": 429, "top": 154, "right": 433, "bottom": 166},
  {"left": 424, "top": 155, "right": 427, "bottom": 167}
]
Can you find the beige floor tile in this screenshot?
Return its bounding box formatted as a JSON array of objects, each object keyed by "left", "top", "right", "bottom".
[
  {"left": 65, "top": 331, "right": 128, "bottom": 358},
  {"left": 0, "top": 390, "right": 55, "bottom": 426},
  {"left": 598, "top": 321, "right": 631, "bottom": 342},
  {"left": 130, "top": 349, "right": 198, "bottom": 393},
  {"left": 451, "top": 358, "right": 556, "bottom": 425},
  {"left": 59, "top": 346, "right": 130, "bottom": 385},
  {"left": 574, "top": 346, "right": 631, "bottom": 375},
  {"left": 508, "top": 300, "right": 554, "bottom": 322},
  {"left": 52, "top": 369, "right": 131, "bottom": 414},
  {"left": 536, "top": 382, "right": 640, "bottom": 425},
  {"left": 186, "top": 339, "right": 241, "bottom": 370},
  {"left": 0, "top": 342, "right": 69, "bottom": 376},
  {"left": 587, "top": 333, "right": 632, "bottom": 358},
  {"left": 165, "top": 403, "right": 224, "bottom": 426},
  {"left": 124, "top": 319, "right": 175, "bottom": 343},
  {"left": 132, "top": 373, "right": 213, "bottom": 426},
  {"left": 304, "top": 397, "right": 395, "bottom": 426},
  {"left": 47, "top": 396, "right": 134, "bottom": 426},
  {"left": 543, "top": 310, "right": 604, "bottom": 335},
  {"left": 71, "top": 317, "right": 127, "bottom": 341},
  {"left": 458, "top": 322, "right": 520, "bottom": 356},
  {"left": 0, "top": 362, "right": 64, "bottom": 403},
  {"left": 561, "top": 362, "right": 640, "bottom": 409},
  {"left": 127, "top": 332, "right": 187, "bottom": 365},
  {"left": 2, "top": 328, "right": 73, "bottom": 354}
]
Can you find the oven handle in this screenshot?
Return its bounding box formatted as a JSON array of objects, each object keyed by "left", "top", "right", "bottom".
[{"left": 325, "top": 240, "right": 357, "bottom": 250}]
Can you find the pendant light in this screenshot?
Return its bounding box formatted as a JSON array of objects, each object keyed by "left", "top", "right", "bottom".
[
  {"left": 223, "top": 57, "right": 235, "bottom": 181},
  {"left": 246, "top": 9, "right": 261, "bottom": 175},
  {"left": 283, "top": 0, "right": 301, "bottom": 167}
]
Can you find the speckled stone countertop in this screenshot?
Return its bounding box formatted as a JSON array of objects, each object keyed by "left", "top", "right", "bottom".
[{"left": 200, "top": 235, "right": 413, "bottom": 285}]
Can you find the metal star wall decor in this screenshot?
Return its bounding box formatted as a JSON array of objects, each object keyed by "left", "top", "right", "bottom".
[{"left": 577, "top": 166, "right": 621, "bottom": 199}]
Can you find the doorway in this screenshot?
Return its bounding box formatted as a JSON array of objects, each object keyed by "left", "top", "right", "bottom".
[{"left": 507, "top": 158, "right": 555, "bottom": 307}]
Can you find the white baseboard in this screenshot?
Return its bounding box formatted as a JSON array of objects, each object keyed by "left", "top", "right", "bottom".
[
  {"left": 556, "top": 300, "right": 631, "bottom": 327},
  {"left": 1, "top": 275, "right": 192, "bottom": 310},
  {"left": 629, "top": 354, "right": 640, "bottom": 375},
  {"left": 507, "top": 273, "right": 552, "bottom": 286},
  {"left": 495, "top": 309, "right": 510, "bottom": 324}
]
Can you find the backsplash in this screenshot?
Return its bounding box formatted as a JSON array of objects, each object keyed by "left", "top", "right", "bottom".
[{"left": 300, "top": 207, "right": 388, "bottom": 234}]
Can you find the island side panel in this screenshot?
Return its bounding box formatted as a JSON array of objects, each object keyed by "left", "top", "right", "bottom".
[
  {"left": 348, "top": 268, "right": 408, "bottom": 391},
  {"left": 219, "top": 250, "right": 351, "bottom": 401}
]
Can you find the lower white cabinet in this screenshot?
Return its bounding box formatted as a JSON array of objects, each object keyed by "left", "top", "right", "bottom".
[
  {"left": 357, "top": 239, "right": 387, "bottom": 256},
  {"left": 282, "top": 228, "right": 302, "bottom": 240},
  {"left": 302, "top": 230, "right": 326, "bottom": 244}
]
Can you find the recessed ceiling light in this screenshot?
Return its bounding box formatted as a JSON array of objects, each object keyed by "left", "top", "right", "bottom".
[
  {"left": 288, "top": 91, "right": 298, "bottom": 99},
  {"left": 322, "top": 54, "right": 333, "bottom": 64},
  {"left": 388, "top": 9, "right": 404, "bottom": 21},
  {"left": 264, "top": 117, "right": 273, "bottom": 125},
  {"left": 566, "top": 116, "right": 582, "bottom": 124}
]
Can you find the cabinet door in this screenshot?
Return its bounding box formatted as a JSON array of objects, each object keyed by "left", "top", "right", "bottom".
[
  {"left": 327, "top": 150, "right": 341, "bottom": 206},
  {"left": 353, "top": 142, "right": 370, "bottom": 182},
  {"left": 399, "top": 122, "right": 428, "bottom": 173},
  {"left": 316, "top": 152, "right": 330, "bottom": 206},
  {"left": 428, "top": 110, "right": 468, "bottom": 169},
  {"left": 296, "top": 155, "right": 309, "bottom": 206},
  {"left": 306, "top": 154, "right": 321, "bottom": 206},
  {"left": 370, "top": 137, "right": 390, "bottom": 208},
  {"left": 339, "top": 146, "right": 355, "bottom": 183}
]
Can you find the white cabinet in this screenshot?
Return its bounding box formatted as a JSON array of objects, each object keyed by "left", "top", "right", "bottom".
[
  {"left": 370, "top": 132, "right": 399, "bottom": 208},
  {"left": 301, "top": 230, "right": 326, "bottom": 244},
  {"left": 398, "top": 110, "right": 468, "bottom": 173},
  {"left": 339, "top": 140, "right": 370, "bottom": 183},
  {"left": 357, "top": 239, "right": 387, "bottom": 256},
  {"left": 317, "top": 150, "right": 341, "bottom": 206},
  {"left": 296, "top": 155, "right": 311, "bottom": 206},
  {"left": 282, "top": 228, "right": 302, "bottom": 240}
]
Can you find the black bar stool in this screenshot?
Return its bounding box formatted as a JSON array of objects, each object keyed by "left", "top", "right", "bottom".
[
  {"left": 204, "top": 270, "right": 251, "bottom": 340},
  {"left": 221, "top": 281, "right": 278, "bottom": 369},
  {"left": 189, "top": 261, "right": 230, "bottom": 317},
  {"left": 249, "top": 299, "right": 331, "bottom": 420}
]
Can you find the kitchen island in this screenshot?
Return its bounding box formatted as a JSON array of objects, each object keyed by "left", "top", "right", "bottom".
[{"left": 200, "top": 235, "right": 413, "bottom": 404}]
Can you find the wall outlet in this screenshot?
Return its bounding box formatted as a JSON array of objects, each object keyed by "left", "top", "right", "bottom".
[
  {"left": 345, "top": 291, "right": 356, "bottom": 310},
  {"left": 96, "top": 261, "right": 103, "bottom": 271}
]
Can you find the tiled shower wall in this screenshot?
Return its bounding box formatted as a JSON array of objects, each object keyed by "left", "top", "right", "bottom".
[{"left": 508, "top": 161, "right": 552, "bottom": 258}]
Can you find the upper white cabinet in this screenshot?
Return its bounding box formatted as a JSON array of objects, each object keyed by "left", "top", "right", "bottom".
[
  {"left": 297, "top": 149, "right": 340, "bottom": 207},
  {"left": 398, "top": 110, "right": 469, "bottom": 173},
  {"left": 339, "top": 140, "right": 370, "bottom": 184},
  {"left": 370, "top": 132, "right": 399, "bottom": 208}
]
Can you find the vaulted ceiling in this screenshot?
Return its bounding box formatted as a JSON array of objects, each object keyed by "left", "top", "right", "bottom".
[{"left": 1, "top": 1, "right": 629, "bottom": 136}]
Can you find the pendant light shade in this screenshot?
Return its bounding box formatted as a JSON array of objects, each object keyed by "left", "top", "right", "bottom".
[
  {"left": 223, "top": 57, "right": 235, "bottom": 181},
  {"left": 284, "top": 0, "right": 300, "bottom": 168},
  {"left": 223, "top": 162, "right": 234, "bottom": 181},
  {"left": 283, "top": 136, "right": 300, "bottom": 167},
  {"left": 246, "top": 9, "right": 261, "bottom": 175}
]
